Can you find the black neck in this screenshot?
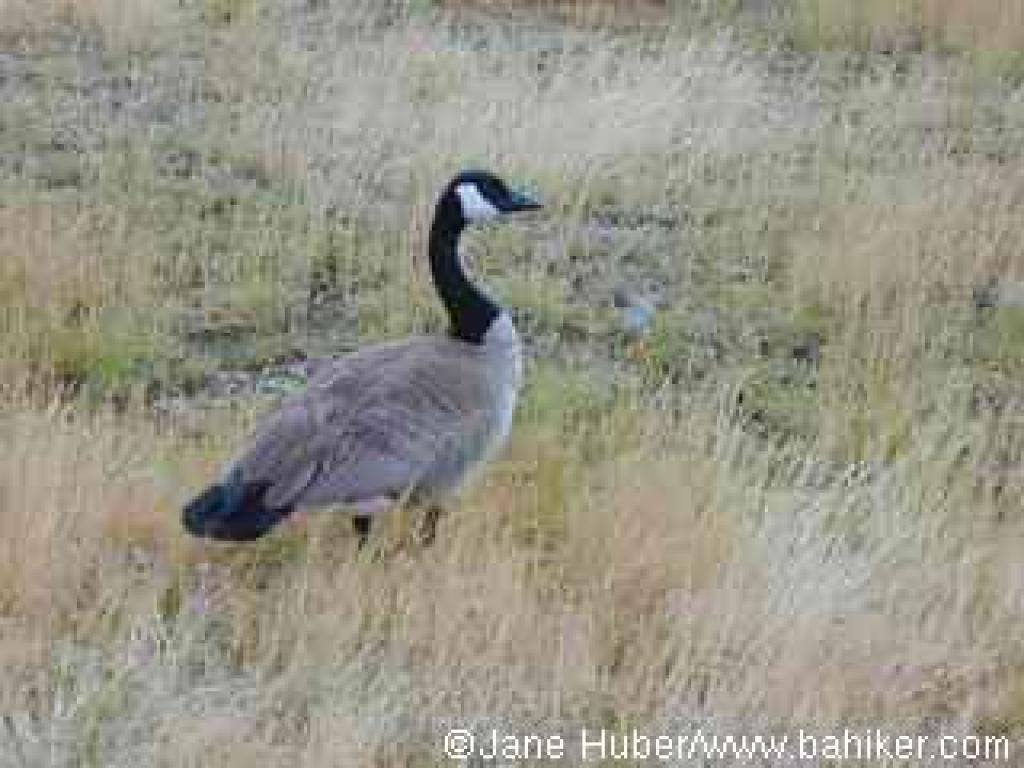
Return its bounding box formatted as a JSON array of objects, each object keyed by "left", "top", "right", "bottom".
[{"left": 428, "top": 192, "right": 499, "bottom": 344}]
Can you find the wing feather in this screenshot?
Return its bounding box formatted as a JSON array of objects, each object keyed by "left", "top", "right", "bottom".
[{"left": 229, "top": 337, "right": 497, "bottom": 511}]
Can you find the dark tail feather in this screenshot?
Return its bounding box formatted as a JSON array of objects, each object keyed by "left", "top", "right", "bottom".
[
  {"left": 182, "top": 471, "right": 292, "bottom": 541},
  {"left": 182, "top": 484, "right": 226, "bottom": 534}
]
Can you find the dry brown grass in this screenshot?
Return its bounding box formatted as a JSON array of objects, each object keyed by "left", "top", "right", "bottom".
[
  {"left": 2, "top": 388, "right": 1021, "bottom": 764},
  {"left": 2, "top": 0, "right": 1024, "bottom": 765},
  {"left": 0, "top": 0, "right": 179, "bottom": 50},
  {"left": 438, "top": 0, "right": 672, "bottom": 26},
  {"left": 793, "top": 0, "right": 1024, "bottom": 56}
]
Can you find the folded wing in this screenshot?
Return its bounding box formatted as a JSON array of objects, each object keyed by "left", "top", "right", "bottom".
[{"left": 230, "top": 338, "right": 496, "bottom": 513}]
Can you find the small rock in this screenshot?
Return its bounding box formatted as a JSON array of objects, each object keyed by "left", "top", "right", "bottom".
[
  {"left": 613, "top": 288, "right": 657, "bottom": 338},
  {"left": 973, "top": 279, "right": 1024, "bottom": 311},
  {"left": 792, "top": 333, "right": 824, "bottom": 367}
]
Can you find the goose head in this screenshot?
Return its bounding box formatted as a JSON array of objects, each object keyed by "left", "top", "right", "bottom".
[
  {"left": 447, "top": 169, "right": 542, "bottom": 225},
  {"left": 428, "top": 170, "right": 541, "bottom": 344}
]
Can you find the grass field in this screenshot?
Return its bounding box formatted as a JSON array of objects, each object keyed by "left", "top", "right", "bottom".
[{"left": 2, "top": 1, "right": 1024, "bottom": 765}]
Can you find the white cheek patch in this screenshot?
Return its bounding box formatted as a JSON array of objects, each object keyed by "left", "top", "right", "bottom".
[{"left": 456, "top": 182, "right": 500, "bottom": 223}]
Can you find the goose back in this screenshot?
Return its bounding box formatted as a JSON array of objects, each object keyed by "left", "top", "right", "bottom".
[{"left": 230, "top": 325, "right": 522, "bottom": 513}]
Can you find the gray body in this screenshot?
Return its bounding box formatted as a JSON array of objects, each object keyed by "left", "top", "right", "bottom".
[{"left": 230, "top": 313, "right": 522, "bottom": 514}]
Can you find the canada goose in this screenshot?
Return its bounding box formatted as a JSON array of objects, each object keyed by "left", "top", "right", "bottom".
[{"left": 182, "top": 170, "right": 542, "bottom": 542}]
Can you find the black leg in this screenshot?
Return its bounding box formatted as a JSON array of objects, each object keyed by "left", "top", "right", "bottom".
[
  {"left": 352, "top": 515, "right": 372, "bottom": 548},
  {"left": 418, "top": 505, "right": 443, "bottom": 546}
]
